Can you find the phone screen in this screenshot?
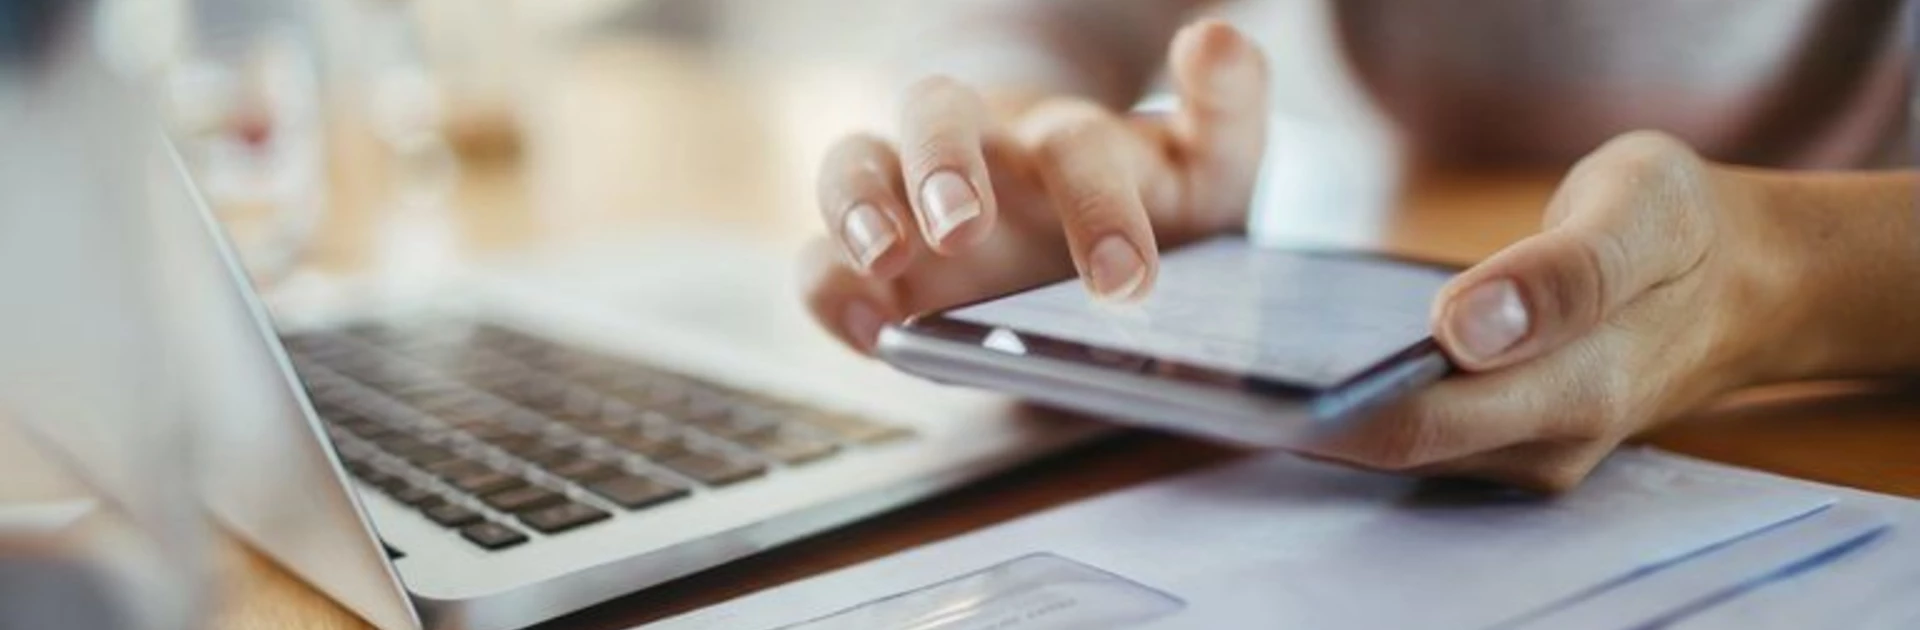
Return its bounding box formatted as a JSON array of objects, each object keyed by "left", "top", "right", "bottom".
[{"left": 945, "top": 238, "right": 1454, "bottom": 389}]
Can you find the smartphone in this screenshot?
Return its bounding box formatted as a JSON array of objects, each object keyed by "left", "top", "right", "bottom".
[{"left": 876, "top": 236, "right": 1459, "bottom": 448}]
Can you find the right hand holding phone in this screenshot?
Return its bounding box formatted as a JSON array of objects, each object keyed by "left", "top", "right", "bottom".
[
  {"left": 1309, "top": 132, "right": 1797, "bottom": 492},
  {"left": 800, "top": 20, "right": 1269, "bottom": 353}
]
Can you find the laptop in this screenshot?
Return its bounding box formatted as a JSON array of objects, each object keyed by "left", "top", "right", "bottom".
[
  {"left": 0, "top": 7, "right": 1098, "bottom": 629},
  {"left": 191, "top": 130, "right": 1110, "bottom": 630}
]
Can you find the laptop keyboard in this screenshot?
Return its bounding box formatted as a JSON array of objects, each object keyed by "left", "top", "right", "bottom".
[{"left": 280, "top": 321, "right": 913, "bottom": 551}]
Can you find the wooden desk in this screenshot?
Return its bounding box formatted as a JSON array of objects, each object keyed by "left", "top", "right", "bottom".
[{"left": 35, "top": 37, "right": 1920, "bottom": 630}]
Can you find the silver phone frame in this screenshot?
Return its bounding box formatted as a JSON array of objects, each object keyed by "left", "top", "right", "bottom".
[{"left": 876, "top": 244, "right": 1458, "bottom": 449}]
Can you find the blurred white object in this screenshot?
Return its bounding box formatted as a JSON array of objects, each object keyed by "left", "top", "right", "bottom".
[
  {"left": 0, "top": 0, "right": 210, "bottom": 628},
  {"left": 1246, "top": 113, "right": 1400, "bottom": 250},
  {"left": 1211, "top": 0, "right": 1404, "bottom": 250},
  {"left": 164, "top": 0, "right": 328, "bottom": 285}
]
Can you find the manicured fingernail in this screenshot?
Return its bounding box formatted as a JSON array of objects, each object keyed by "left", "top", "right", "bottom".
[
  {"left": 919, "top": 170, "right": 979, "bottom": 243},
  {"left": 1087, "top": 235, "right": 1147, "bottom": 300},
  {"left": 840, "top": 204, "right": 897, "bottom": 270},
  {"left": 842, "top": 301, "right": 884, "bottom": 352},
  {"left": 1446, "top": 279, "right": 1529, "bottom": 364}
]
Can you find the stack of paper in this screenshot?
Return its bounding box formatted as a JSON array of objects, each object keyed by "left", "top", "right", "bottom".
[{"left": 652, "top": 448, "right": 1919, "bottom": 629}]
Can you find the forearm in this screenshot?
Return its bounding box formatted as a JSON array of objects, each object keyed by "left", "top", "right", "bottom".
[
  {"left": 896, "top": 0, "right": 1207, "bottom": 113},
  {"left": 1747, "top": 169, "right": 1920, "bottom": 382}
]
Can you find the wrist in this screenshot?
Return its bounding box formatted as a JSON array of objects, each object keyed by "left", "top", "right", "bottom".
[{"left": 1738, "top": 169, "right": 1920, "bottom": 384}]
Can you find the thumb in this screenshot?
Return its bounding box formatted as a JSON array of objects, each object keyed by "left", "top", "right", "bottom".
[
  {"left": 1430, "top": 145, "right": 1712, "bottom": 371},
  {"left": 1431, "top": 230, "right": 1625, "bottom": 371}
]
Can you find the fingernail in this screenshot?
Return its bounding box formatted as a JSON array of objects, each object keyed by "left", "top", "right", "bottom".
[
  {"left": 1446, "top": 279, "right": 1529, "bottom": 364},
  {"left": 840, "top": 204, "right": 897, "bottom": 270},
  {"left": 842, "top": 301, "right": 884, "bottom": 352},
  {"left": 919, "top": 170, "right": 980, "bottom": 243},
  {"left": 1087, "top": 235, "right": 1147, "bottom": 300}
]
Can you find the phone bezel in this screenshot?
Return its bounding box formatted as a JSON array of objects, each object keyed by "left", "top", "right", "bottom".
[{"left": 898, "top": 244, "right": 1464, "bottom": 401}]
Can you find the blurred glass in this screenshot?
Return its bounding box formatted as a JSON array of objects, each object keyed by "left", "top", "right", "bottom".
[
  {"left": 161, "top": 0, "right": 479, "bottom": 295},
  {"left": 163, "top": 0, "right": 328, "bottom": 285}
]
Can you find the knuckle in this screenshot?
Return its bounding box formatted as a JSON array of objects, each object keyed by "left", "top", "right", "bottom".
[
  {"left": 819, "top": 137, "right": 894, "bottom": 197},
  {"left": 908, "top": 131, "right": 964, "bottom": 164},
  {"left": 1032, "top": 114, "right": 1111, "bottom": 160},
  {"left": 1576, "top": 230, "right": 1628, "bottom": 320},
  {"left": 904, "top": 134, "right": 975, "bottom": 181},
  {"left": 1023, "top": 99, "right": 1116, "bottom": 153},
  {"left": 1535, "top": 229, "right": 1630, "bottom": 332},
  {"left": 1059, "top": 183, "right": 1125, "bottom": 224},
  {"left": 1580, "top": 130, "right": 1698, "bottom": 185}
]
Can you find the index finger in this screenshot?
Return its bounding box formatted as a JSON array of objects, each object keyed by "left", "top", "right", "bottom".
[{"left": 897, "top": 76, "right": 998, "bottom": 253}]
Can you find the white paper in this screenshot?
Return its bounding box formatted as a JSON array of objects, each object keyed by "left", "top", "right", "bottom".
[
  {"left": 650, "top": 448, "right": 1871, "bottom": 630},
  {"left": 1653, "top": 456, "right": 1920, "bottom": 630},
  {"left": 1502, "top": 502, "right": 1891, "bottom": 630}
]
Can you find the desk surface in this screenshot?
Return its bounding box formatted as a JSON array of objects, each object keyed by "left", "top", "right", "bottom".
[{"left": 30, "top": 33, "right": 1920, "bottom": 630}]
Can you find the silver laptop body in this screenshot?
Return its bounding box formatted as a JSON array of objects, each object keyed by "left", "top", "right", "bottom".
[
  {"left": 3, "top": 4, "right": 1098, "bottom": 628},
  {"left": 176, "top": 114, "right": 1099, "bottom": 630}
]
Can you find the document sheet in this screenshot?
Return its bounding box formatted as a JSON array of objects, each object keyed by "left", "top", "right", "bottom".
[{"left": 651, "top": 448, "right": 1912, "bottom": 630}]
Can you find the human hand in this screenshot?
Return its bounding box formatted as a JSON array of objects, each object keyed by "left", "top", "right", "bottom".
[
  {"left": 1303, "top": 131, "right": 1801, "bottom": 492},
  {"left": 801, "top": 20, "right": 1270, "bottom": 352}
]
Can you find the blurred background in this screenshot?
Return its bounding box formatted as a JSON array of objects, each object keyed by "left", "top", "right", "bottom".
[
  {"left": 180, "top": 0, "right": 1387, "bottom": 304},
  {"left": 0, "top": 1, "right": 1433, "bottom": 628}
]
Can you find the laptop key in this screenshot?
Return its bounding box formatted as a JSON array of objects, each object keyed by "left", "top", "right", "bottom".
[
  {"left": 517, "top": 502, "right": 610, "bottom": 534},
  {"left": 424, "top": 458, "right": 490, "bottom": 479},
  {"left": 585, "top": 475, "right": 688, "bottom": 510},
  {"left": 606, "top": 430, "right": 690, "bottom": 459},
  {"left": 463, "top": 423, "right": 534, "bottom": 443},
  {"left": 516, "top": 444, "right": 584, "bottom": 468},
  {"left": 687, "top": 412, "right": 770, "bottom": 440},
  {"left": 459, "top": 521, "right": 528, "bottom": 550},
  {"left": 389, "top": 485, "right": 444, "bottom": 508},
  {"left": 422, "top": 503, "right": 484, "bottom": 528},
  {"left": 361, "top": 471, "right": 412, "bottom": 495},
  {"left": 737, "top": 429, "right": 840, "bottom": 466},
  {"left": 371, "top": 433, "right": 426, "bottom": 453},
  {"left": 331, "top": 416, "right": 392, "bottom": 439},
  {"left": 546, "top": 459, "right": 619, "bottom": 483},
  {"left": 800, "top": 413, "right": 913, "bottom": 445},
  {"left": 481, "top": 485, "right": 566, "bottom": 514},
  {"left": 450, "top": 470, "right": 525, "bottom": 496},
  {"left": 394, "top": 444, "right": 459, "bottom": 468},
  {"left": 655, "top": 452, "right": 766, "bottom": 487},
  {"left": 481, "top": 433, "right": 542, "bottom": 453}
]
